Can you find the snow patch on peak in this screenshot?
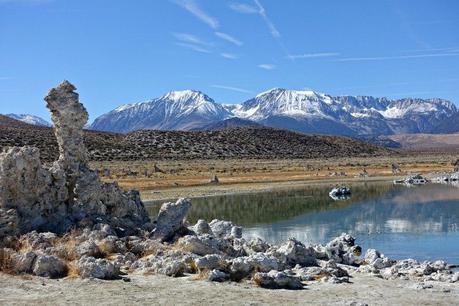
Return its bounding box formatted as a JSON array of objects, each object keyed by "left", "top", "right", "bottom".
[
  {"left": 161, "top": 89, "right": 213, "bottom": 103},
  {"left": 5, "top": 114, "right": 51, "bottom": 126}
]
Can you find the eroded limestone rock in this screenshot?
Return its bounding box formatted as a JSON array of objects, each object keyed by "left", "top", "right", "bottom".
[
  {"left": 0, "top": 81, "right": 150, "bottom": 237},
  {"left": 32, "top": 255, "right": 67, "bottom": 278},
  {"left": 151, "top": 198, "right": 191, "bottom": 242},
  {"left": 77, "top": 256, "right": 120, "bottom": 279},
  {"left": 253, "top": 270, "right": 303, "bottom": 290}
]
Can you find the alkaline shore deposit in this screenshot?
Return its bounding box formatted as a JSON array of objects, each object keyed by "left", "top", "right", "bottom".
[{"left": 0, "top": 82, "right": 458, "bottom": 301}]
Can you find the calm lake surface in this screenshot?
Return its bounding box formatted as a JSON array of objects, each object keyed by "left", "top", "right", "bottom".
[{"left": 146, "top": 182, "right": 459, "bottom": 263}]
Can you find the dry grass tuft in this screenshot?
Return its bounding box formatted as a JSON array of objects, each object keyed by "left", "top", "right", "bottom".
[
  {"left": 65, "top": 261, "right": 80, "bottom": 279},
  {"left": 191, "top": 271, "right": 209, "bottom": 281},
  {"left": 0, "top": 248, "right": 14, "bottom": 273}
]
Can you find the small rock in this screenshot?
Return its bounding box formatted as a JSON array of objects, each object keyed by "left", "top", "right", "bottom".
[
  {"left": 33, "top": 255, "right": 67, "bottom": 278},
  {"left": 253, "top": 270, "right": 303, "bottom": 290},
  {"left": 267, "top": 238, "right": 316, "bottom": 269},
  {"left": 208, "top": 269, "right": 229, "bottom": 282},
  {"left": 192, "top": 219, "right": 212, "bottom": 235},
  {"left": 209, "top": 220, "right": 234, "bottom": 238},
  {"left": 77, "top": 256, "right": 120, "bottom": 279},
  {"left": 176, "top": 235, "right": 220, "bottom": 256},
  {"left": 13, "top": 251, "right": 37, "bottom": 273},
  {"left": 194, "top": 254, "right": 225, "bottom": 271},
  {"left": 75, "top": 239, "right": 101, "bottom": 258}
]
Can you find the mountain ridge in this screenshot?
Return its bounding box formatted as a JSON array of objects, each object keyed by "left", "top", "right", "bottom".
[
  {"left": 89, "top": 88, "right": 458, "bottom": 136},
  {"left": 5, "top": 113, "right": 51, "bottom": 127}
]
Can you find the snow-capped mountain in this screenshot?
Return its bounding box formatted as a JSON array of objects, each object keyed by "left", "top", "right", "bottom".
[
  {"left": 90, "top": 88, "right": 457, "bottom": 136},
  {"left": 233, "top": 89, "right": 457, "bottom": 136},
  {"left": 5, "top": 114, "right": 51, "bottom": 127},
  {"left": 90, "top": 90, "right": 232, "bottom": 133}
]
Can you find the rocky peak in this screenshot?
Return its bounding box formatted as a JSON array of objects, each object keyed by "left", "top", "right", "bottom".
[{"left": 160, "top": 89, "right": 214, "bottom": 104}]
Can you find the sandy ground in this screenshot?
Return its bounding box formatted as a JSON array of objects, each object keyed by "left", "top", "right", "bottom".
[{"left": 1, "top": 272, "right": 458, "bottom": 306}]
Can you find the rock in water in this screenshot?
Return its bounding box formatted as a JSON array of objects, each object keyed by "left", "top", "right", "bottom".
[
  {"left": 0, "top": 81, "right": 150, "bottom": 236},
  {"left": 151, "top": 198, "right": 192, "bottom": 242}
]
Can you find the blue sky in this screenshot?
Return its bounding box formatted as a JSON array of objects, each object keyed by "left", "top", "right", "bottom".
[{"left": 1, "top": 0, "right": 458, "bottom": 122}]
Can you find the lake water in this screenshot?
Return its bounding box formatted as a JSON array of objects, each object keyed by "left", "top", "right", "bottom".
[{"left": 146, "top": 182, "right": 459, "bottom": 264}]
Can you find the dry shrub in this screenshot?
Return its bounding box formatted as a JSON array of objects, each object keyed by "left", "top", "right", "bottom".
[
  {"left": 191, "top": 270, "right": 209, "bottom": 281},
  {"left": 59, "top": 230, "right": 84, "bottom": 261},
  {"left": 65, "top": 261, "right": 80, "bottom": 279},
  {"left": 139, "top": 240, "right": 168, "bottom": 258},
  {"left": 0, "top": 248, "right": 15, "bottom": 274},
  {"left": 313, "top": 272, "right": 331, "bottom": 281}
]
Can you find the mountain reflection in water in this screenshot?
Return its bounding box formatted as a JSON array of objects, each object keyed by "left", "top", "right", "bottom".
[{"left": 146, "top": 182, "right": 459, "bottom": 263}]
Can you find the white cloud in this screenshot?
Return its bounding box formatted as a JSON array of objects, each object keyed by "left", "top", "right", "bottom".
[
  {"left": 211, "top": 84, "right": 253, "bottom": 94},
  {"left": 175, "top": 42, "right": 211, "bottom": 53},
  {"left": 253, "top": 0, "right": 280, "bottom": 38},
  {"left": 215, "top": 31, "right": 243, "bottom": 46},
  {"left": 287, "top": 52, "right": 340, "bottom": 60},
  {"left": 220, "top": 53, "right": 238, "bottom": 59},
  {"left": 0, "top": 76, "right": 12, "bottom": 80},
  {"left": 173, "top": 32, "right": 212, "bottom": 47},
  {"left": 258, "top": 64, "right": 276, "bottom": 70},
  {"left": 229, "top": 3, "right": 258, "bottom": 14},
  {"left": 174, "top": 0, "right": 219, "bottom": 30},
  {"left": 336, "top": 52, "right": 459, "bottom": 62}
]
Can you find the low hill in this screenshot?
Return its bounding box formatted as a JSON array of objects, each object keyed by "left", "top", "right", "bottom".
[
  {"left": 387, "top": 133, "right": 459, "bottom": 152},
  {"left": 196, "top": 117, "right": 262, "bottom": 131},
  {"left": 0, "top": 118, "right": 391, "bottom": 161},
  {"left": 0, "top": 115, "right": 34, "bottom": 128}
]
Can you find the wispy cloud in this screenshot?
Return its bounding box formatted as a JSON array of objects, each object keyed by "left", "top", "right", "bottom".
[
  {"left": 229, "top": 3, "right": 258, "bottom": 14},
  {"left": 220, "top": 53, "right": 238, "bottom": 60},
  {"left": 253, "top": 0, "right": 280, "bottom": 38},
  {"left": 175, "top": 42, "right": 211, "bottom": 53},
  {"left": 336, "top": 52, "right": 459, "bottom": 62},
  {"left": 401, "top": 46, "right": 459, "bottom": 54},
  {"left": 211, "top": 84, "right": 253, "bottom": 94},
  {"left": 258, "top": 64, "right": 276, "bottom": 70},
  {"left": 174, "top": 0, "right": 219, "bottom": 30},
  {"left": 173, "top": 32, "right": 212, "bottom": 47},
  {"left": 215, "top": 31, "right": 243, "bottom": 46},
  {"left": 0, "top": 76, "right": 12, "bottom": 80},
  {"left": 287, "top": 52, "right": 340, "bottom": 60}
]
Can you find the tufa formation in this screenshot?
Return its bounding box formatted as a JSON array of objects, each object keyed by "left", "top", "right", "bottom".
[{"left": 0, "top": 81, "right": 150, "bottom": 236}]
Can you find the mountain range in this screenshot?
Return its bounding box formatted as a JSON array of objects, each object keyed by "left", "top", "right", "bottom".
[
  {"left": 5, "top": 114, "right": 51, "bottom": 127},
  {"left": 89, "top": 88, "right": 458, "bottom": 136}
]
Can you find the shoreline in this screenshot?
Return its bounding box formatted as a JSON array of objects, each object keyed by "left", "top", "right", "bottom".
[{"left": 141, "top": 175, "right": 399, "bottom": 203}]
